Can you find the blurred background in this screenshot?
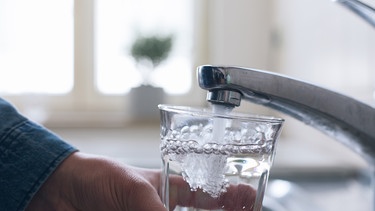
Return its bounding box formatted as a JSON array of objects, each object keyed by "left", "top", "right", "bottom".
[{"left": 1, "top": 0, "right": 375, "bottom": 210}]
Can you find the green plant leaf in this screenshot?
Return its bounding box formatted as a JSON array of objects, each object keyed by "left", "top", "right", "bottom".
[{"left": 130, "top": 35, "right": 173, "bottom": 68}]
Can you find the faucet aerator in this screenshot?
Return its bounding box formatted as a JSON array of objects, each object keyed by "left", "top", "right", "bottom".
[{"left": 207, "top": 90, "right": 242, "bottom": 107}]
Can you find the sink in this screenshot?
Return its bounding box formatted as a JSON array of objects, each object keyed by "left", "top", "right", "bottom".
[{"left": 264, "top": 169, "right": 372, "bottom": 211}]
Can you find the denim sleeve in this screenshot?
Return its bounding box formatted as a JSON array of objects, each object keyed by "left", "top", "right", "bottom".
[{"left": 0, "top": 98, "right": 77, "bottom": 211}]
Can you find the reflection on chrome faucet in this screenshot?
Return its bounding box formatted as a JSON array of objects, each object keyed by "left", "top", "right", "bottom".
[
  {"left": 197, "top": 64, "right": 375, "bottom": 210},
  {"left": 336, "top": 0, "right": 375, "bottom": 28},
  {"left": 197, "top": 65, "right": 375, "bottom": 164}
]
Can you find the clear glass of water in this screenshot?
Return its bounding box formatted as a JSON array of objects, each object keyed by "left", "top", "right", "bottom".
[{"left": 159, "top": 104, "right": 284, "bottom": 211}]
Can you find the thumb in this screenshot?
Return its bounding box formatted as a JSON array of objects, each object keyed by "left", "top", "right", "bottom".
[{"left": 126, "top": 182, "right": 167, "bottom": 211}]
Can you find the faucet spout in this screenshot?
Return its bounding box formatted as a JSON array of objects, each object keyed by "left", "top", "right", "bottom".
[
  {"left": 336, "top": 0, "right": 375, "bottom": 28},
  {"left": 197, "top": 65, "right": 375, "bottom": 164}
]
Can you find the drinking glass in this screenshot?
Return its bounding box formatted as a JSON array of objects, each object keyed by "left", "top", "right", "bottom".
[{"left": 159, "top": 104, "right": 284, "bottom": 211}]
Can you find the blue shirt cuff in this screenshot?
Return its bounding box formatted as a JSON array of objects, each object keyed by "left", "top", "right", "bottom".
[{"left": 0, "top": 98, "right": 77, "bottom": 210}]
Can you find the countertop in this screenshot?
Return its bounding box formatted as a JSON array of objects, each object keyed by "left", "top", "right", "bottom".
[
  {"left": 50, "top": 124, "right": 368, "bottom": 172},
  {"left": 50, "top": 125, "right": 372, "bottom": 210}
]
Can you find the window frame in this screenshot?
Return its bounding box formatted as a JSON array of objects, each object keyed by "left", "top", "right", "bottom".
[{"left": 3, "top": 0, "right": 206, "bottom": 127}]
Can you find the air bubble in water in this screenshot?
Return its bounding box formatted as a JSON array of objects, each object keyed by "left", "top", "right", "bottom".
[{"left": 161, "top": 104, "right": 275, "bottom": 198}]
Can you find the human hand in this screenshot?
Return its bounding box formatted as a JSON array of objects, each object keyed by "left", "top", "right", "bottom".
[
  {"left": 168, "top": 176, "right": 256, "bottom": 211},
  {"left": 26, "top": 152, "right": 167, "bottom": 211},
  {"left": 26, "top": 152, "right": 256, "bottom": 211}
]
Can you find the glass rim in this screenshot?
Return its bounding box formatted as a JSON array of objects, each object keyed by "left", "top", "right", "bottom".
[{"left": 158, "top": 104, "right": 284, "bottom": 124}]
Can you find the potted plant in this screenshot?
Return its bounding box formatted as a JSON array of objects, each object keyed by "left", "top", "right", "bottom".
[
  {"left": 130, "top": 35, "right": 173, "bottom": 85},
  {"left": 128, "top": 34, "right": 173, "bottom": 121}
]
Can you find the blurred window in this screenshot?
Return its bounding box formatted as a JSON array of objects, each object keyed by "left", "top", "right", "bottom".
[
  {"left": 0, "top": 0, "right": 193, "bottom": 95},
  {"left": 0, "top": 0, "right": 73, "bottom": 94},
  {"left": 0, "top": 0, "right": 195, "bottom": 126},
  {"left": 95, "top": 0, "right": 193, "bottom": 95}
]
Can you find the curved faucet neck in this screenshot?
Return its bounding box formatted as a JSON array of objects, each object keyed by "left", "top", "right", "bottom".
[
  {"left": 336, "top": 0, "right": 375, "bottom": 28},
  {"left": 197, "top": 65, "right": 375, "bottom": 164}
]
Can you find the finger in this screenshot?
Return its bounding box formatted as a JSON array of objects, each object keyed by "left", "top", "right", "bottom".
[
  {"left": 128, "top": 184, "right": 167, "bottom": 211},
  {"left": 169, "top": 175, "right": 256, "bottom": 210},
  {"left": 219, "top": 184, "right": 256, "bottom": 210},
  {"left": 131, "top": 167, "right": 162, "bottom": 190},
  {"left": 118, "top": 167, "right": 167, "bottom": 211}
]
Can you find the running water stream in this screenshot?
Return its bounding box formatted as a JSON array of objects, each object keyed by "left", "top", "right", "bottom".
[
  {"left": 160, "top": 103, "right": 284, "bottom": 210},
  {"left": 211, "top": 104, "right": 234, "bottom": 144},
  {"left": 161, "top": 104, "right": 278, "bottom": 198}
]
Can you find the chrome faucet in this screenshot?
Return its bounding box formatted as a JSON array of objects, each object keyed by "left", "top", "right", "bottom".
[
  {"left": 336, "top": 0, "right": 375, "bottom": 28},
  {"left": 197, "top": 1, "right": 375, "bottom": 209},
  {"left": 197, "top": 0, "right": 375, "bottom": 166},
  {"left": 197, "top": 65, "right": 375, "bottom": 165}
]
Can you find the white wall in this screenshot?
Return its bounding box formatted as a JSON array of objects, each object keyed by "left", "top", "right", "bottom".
[
  {"left": 273, "top": 0, "right": 375, "bottom": 104},
  {"left": 205, "top": 0, "right": 273, "bottom": 69}
]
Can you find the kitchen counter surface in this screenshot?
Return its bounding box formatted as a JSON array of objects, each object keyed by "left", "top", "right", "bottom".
[
  {"left": 50, "top": 125, "right": 372, "bottom": 210},
  {"left": 50, "top": 125, "right": 368, "bottom": 172}
]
